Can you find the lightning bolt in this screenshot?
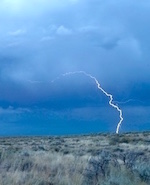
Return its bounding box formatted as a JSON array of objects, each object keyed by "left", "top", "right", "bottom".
[
  {"left": 56, "top": 71, "right": 123, "bottom": 134},
  {"left": 28, "top": 71, "right": 123, "bottom": 133}
]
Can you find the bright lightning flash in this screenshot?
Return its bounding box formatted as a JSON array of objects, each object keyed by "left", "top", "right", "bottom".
[{"left": 58, "top": 71, "right": 123, "bottom": 134}]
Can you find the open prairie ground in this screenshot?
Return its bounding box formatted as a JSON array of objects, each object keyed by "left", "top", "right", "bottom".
[{"left": 0, "top": 132, "right": 150, "bottom": 185}]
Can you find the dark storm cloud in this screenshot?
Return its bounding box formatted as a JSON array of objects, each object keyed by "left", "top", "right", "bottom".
[{"left": 0, "top": 0, "right": 150, "bottom": 111}]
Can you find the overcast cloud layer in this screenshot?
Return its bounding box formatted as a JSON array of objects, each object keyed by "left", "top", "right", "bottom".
[{"left": 0, "top": 0, "right": 150, "bottom": 135}]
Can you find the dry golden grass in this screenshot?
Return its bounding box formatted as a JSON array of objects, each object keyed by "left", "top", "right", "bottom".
[{"left": 0, "top": 132, "right": 150, "bottom": 185}]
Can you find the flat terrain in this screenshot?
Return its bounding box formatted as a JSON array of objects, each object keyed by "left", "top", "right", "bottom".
[{"left": 0, "top": 132, "right": 150, "bottom": 185}]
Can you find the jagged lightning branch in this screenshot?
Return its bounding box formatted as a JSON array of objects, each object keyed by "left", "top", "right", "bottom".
[
  {"left": 58, "top": 71, "right": 123, "bottom": 134},
  {"left": 114, "top": 99, "right": 144, "bottom": 105}
]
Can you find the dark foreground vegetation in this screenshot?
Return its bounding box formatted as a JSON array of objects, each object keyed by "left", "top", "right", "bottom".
[{"left": 0, "top": 132, "right": 150, "bottom": 185}]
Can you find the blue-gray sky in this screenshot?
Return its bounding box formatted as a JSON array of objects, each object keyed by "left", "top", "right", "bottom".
[{"left": 0, "top": 0, "right": 150, "bottom": 135}]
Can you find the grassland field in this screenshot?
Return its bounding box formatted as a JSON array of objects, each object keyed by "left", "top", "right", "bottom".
[{"left": 0, "top": 132, "right": 150, "bottom": 185}]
